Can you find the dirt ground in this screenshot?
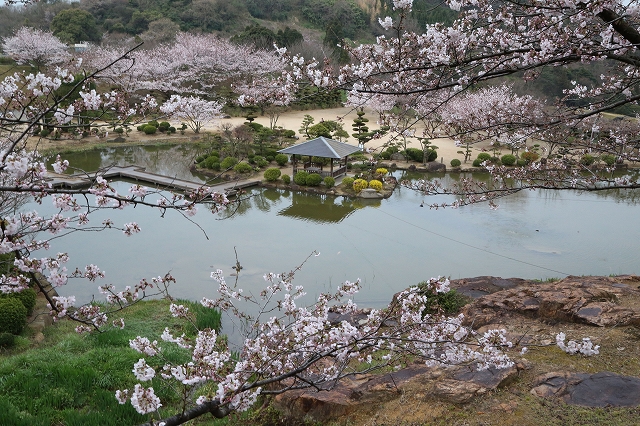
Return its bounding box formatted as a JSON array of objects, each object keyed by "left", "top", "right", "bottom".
[{"left": 29, "top": 106, "right": 496, "bottom": 169}]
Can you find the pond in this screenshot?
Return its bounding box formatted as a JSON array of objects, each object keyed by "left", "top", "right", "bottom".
[{"left": 35, "top": 145, "right": 640, "bottom": 312}]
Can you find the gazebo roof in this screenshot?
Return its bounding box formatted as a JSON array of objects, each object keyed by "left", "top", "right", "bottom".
[{"left": 278, "top": 137, "right": 361, "bottom": 159}]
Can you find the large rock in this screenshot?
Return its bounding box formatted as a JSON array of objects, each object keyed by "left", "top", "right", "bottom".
[
  {"left": 273, "top": 363, "right": 519, "bottom": 422},
  {"left": 462, "top": 275, "right": 640, "bottom": 327},
  {"left": 423, "top": 162, "right": 446, "bottom": 172},
  {"left": 531, "top": 371, "right": 640, "bottom": 407}
]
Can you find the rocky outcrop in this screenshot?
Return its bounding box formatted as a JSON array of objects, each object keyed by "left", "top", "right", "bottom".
[
  {"left": 461, "top": 275, "right": 640, "bottom": 327},
  {"left": 274, "top": 363, "right": 520, "bottom": 422},
  {"left": 531, "top": 371, "right": 640, "bottom": 407}
]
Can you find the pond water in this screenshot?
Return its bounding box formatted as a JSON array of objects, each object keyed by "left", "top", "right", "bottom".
[{"left": 35, "top": 145, "right": 640, "bottom": 311}]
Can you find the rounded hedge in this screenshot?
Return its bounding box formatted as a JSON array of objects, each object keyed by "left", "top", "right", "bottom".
[
  {"left": 450, "top": 158, "right": 461, "bottom": 167},
  {"left": 368, "top": 179, "right": 383, "bottom": 191},
  {"left": 143, "top": 125, "right": 157, "bottom": 135},
  {"left": 516, "top": 159, "right": 527, "bottom": 167},
  {"left": 472, "top": 158, "right": 483, "bottom": 167},
  {"left": 323, "top": 176, "right": 335, "bottom": 188},
  {"left": 306, "top": 173, "right": 323, "bottom": 186},
  {"left": 264, "top": 168, "right": 282, "bottom": 182},
  {"left": 1, "top": 288, "right": 37, "bottom": 316},
  {"left": 293, "top": 171, "right": 309, "bottom": 185},
  {"left": 233, "top": 162, "right": 253, "bottom": 173},
  {"left": 158, "top": 121, "right": 170, "bottom": 131},
  {"left": 275, "top": 154, "right": 289, "bottom": 166},
  {"left": 0, "top": 298, "right": 27, "bottom": 335},
  {"left": 426, "top": 149, "right": 438, "bottom": 162},
  {"left": 0, "top": 332, "right": 15, "bottom": 349},
  {"left": 477, "top": 152, "right": 491, "bottom": 161},
  {"left": 148, "top": 120, "right": 159, "bottom": 128},
  {"left": 405, "top": 148, "right": 423, "bottom": 162},
  {"left": 342, "top": 177, "right": 355, "bottom": 188},
  {"left": 220, "top": 157, "right": 239, "bottom": 170},
  {"left": 501, "top": 154, "right": 516, "bottom": 166},
  {"left": 282, "top": 174, "right": 291, "bottom": 184},
  {"left": 580, "top": 154, "right": 596, "bottom": 166},
  {"left": 353, "top": 178, "right": 368, "bottom": 192},
  {"left": 375, "top": 168, "right": 388, "bottom": 176},
  {"left": 601, "top": 154, "right": 616, "bottom": 166},
  {"left": 520, "top": 151, "right": 539, "bottom": 163},
  {"left": 203, "top": 156, "right": 220, "bottom": 169}
]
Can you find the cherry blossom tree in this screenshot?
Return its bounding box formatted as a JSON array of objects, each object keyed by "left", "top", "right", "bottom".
[
  {"left": 160, "top": 95, "right": 223, "bottom": 134},
  {"left": 285, "top": 0, "right": 640, "bottom": 207},
  {"left": 1, "top": 27, "right": 70, "bottom": 70},
  {"left": 0, "top": 47, "right": 230, "bottom": 332},
  {"left": 118, "top": 267, "right": 516, "bottom": 425},
  {"left": 80, "top": 33, "right": 285, "bottom": 96}
]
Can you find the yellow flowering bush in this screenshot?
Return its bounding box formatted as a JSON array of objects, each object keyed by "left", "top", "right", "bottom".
[
  {"left": 353, "top": 178, "right": 368, "bottom": 192},
  {"left": 375, "top": 168, "right": 388, "bottom": 176},
  {"left": 368, "top": 179, "right": 383, "bottom": 191}
]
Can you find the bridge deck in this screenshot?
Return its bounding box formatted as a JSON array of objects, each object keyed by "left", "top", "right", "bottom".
[{"left": 45, "top": 165, "right": 260, "bottom": 197}]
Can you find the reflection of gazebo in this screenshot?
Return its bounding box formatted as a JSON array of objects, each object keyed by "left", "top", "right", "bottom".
[
  {"left": 278, "top": 192, "right": 357, "bottom": 223},
  {"left": 278, "top": 136, "right": 361, "bottom": 178}
]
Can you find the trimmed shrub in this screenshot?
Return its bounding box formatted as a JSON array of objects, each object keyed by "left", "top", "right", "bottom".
[
  {"left": 601, "top": 154, "right": 616, "bottom": 166},
  {"left": 380, "top": 151, "right": 391, "bottom": 160},
  {"left": 375, "top": 168, "right": 388, "bottom": 176},
  {"left": 520, "top": 151, "right": 539, "bottom": 163},
  {"left": 293, "top": 171, "right": 309, "bottom": 185},
  {"left": 256, "top": 157, "right": 269, "bottom": 168},
  {"left": 0, "top": 298, "right": 27, "bottom": 335},
  {"left": 426, "top": 149, "right": 438, "bottom": 162},
  {"left": 0, "top": 332, "right": 16, "bottom": 348},
  {"left": 137, "top": 125, "right": 146, "bottom": 132},
  {"left": 40, "top": 129, "right": 51, "bottom": 137},
  {"left": 368, "top": 179, "right": 383, "bottom": 191},
  {"left": 490, "top": 156, "right": 501, "bottom": 165},
  {"left": 1, "top": 288, "right": 37, "bottom": 316},
  {"left": 233, "top": 162, "right": 253, "bottom": 173},
  {"left": 306, "top": 173, "right": 323, "bottom": 186},
  {"left": 323, "top": 176, "right": 335, "bottom": 188},
  {"left": 477, "top": 152, "right": 491, "bottom": 161},
  {"left": 282, "top": 174, "right": 291, "bottom": 184},
  {"left": 275, "top": 154, "right": 289, "bottom": 166},
  {"left": 353, "top": 178, "right": 368, "bottom": 192},
  {"left": 143, "top": 125, "right": 157, "bottom": 135},
  {"left": 148, "top": 120, "right": 159, "bottom": 128},
  {"left": 405, "top": 147, "right": 424, "bottom": 162},
  {"left": 450, "top": 158, "right": 461, "bottom": 167},
  {"left": 516, "top": 159, "right": 527, "bottom": 167},
  {"left": 220, "top": 156, "right": 239, "bottom": 170},
  {"left": 501, "top": 154, "right": 516, "bottom": 166},
  {"left": 264, "top": 168, "right": 282, "bottom": 182},
  {"left": 158, "top": 121, "right": 170, "bottom": 132},
  {"left": 580, "top": 154, "right": 596, "bottom": 166},
  {"left": 472, "top": 158, "right": 483, "bottom": 167},
  {"left": 265, "top": 156, "right": 275, "bottom": 162},
  {"left": 342, "top": 177, "right": 355, "bottom": 188},
  {"left": 203, "top": 156, "right": 220, "bottom": 168},
  {"left": 168, "top": 126, "right": 176, "bottom": 134}
]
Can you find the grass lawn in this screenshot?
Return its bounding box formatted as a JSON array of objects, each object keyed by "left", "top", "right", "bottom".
[{"left": 0, "top": 298, "right": 225, "bottom": 426}]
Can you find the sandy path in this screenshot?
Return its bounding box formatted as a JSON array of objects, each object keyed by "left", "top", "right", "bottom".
[
  {"left": 32, "top": 106, "right": 496, "bottom": 168},
  {"left": 207, "top": 107, "right": 494, "bottom": 168}
]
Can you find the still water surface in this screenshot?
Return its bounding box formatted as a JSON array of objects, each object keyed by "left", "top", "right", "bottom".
[{"left": 36, "top": 145, "right": 640, "bottom": 309}]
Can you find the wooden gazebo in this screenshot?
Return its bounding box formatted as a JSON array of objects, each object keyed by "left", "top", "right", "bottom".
[{"left": 278, "top": 136, "right": 361, "bottom": 178}]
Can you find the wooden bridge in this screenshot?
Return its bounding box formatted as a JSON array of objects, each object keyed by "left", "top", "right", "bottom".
[{"left": 45, "top": 165, "right": 260, "bottom": 197}]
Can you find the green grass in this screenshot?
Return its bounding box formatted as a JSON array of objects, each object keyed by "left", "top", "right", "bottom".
[{"left": 0, "top": 299, "right": 221, "bottom": 426}]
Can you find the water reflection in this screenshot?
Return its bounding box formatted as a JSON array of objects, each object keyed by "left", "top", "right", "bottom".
[
  {"left": 279, "top": 192, "right": 358, "bottom": 223},
  {"left": 30, "top": 144, "right": 640, "bottom": 311}
]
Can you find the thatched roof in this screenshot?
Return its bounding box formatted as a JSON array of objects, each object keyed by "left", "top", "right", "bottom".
[{"left": 278, "top": 137, "right": 361, "bottom": 159}]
